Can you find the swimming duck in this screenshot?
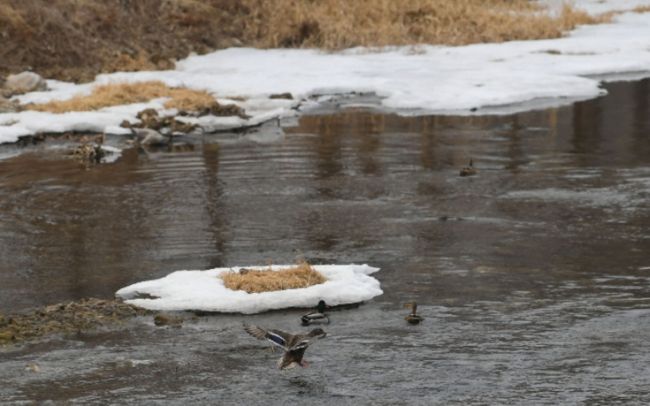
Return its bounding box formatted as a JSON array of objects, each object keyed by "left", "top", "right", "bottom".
[
  {"left": 301, "top": 300, "right": 330, "bottom": 325},
  {"left": 404, "top": 302, "right": 424, "bottom": 325},
  {"left": 244, "top": 324, "right": 327, "bottom": 370},
  {"left": 459, "top": 159, "right": 477, "bottom": 177}
]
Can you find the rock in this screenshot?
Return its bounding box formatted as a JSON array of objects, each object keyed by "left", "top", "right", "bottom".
[
  {"left": 128, "top": 109, "right": 198, "bottom": 135},
  {"left": 269, "top": 92, "right": 293, "bottom": 100},
  {"left": 69, "top": 143, "right": 105, "bottom": 165},
  {"left": 153, "top": 313, "right": 183, "bottom": 327},
  {"left": 169, "top": 118, "right": 196, "bottom": 134},
  {"left": 199, "top": 101, "right": 249, "bottom": 119},
  {"left": 0, "top": 331, "right": 15, "bottom": 342},
  {"left": 136, "top": 108, "right": 161, "bottom": 129},
  {"left": 0, "top": 96, "right": 19, "bottom": 113},
  {"left": 4, "top": 71, "right": 47, "bottom": 96},
  {"left": 132, "top": 128, "right": 168, "bottom": 146}
]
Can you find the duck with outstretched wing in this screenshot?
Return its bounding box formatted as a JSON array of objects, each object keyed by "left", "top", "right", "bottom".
[{"left": 244, "top": 324, "right": 327, "bottom": 370}]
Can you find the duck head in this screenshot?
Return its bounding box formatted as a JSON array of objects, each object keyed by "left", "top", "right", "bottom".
[
  {"left": 404, "top": 302, "right": 418, "bottom": 314},
  {"left": 316, "top": 300, "right": 327, "bottom": 313}
]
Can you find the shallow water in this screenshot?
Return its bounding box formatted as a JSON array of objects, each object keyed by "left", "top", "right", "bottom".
[{"left": 0, "top": 79, "right": 649, "bottom": 404}]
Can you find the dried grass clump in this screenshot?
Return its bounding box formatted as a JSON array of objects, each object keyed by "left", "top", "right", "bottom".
[
  {"left": 164, "top": 87, "right": 218, "bottom": 111},
  {"left": 27, "top": 81, "right": 216, "bottom": 113},
  {"left": 0, "top": 1, "right": 620, "bottom": 82},
  {"left": 221, "top": 262, "right": 327, "bottom": 293},
  {"left": 239, "top": 0, "right": 613, "bottom": 49}
]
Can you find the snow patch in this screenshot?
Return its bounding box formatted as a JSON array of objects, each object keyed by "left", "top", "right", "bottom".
[
  {"left": 2, "top": 1, "right": 650, "bottom": 144},
  {"left": 115, "top": 264, "right": 382, "bottom": 313}
]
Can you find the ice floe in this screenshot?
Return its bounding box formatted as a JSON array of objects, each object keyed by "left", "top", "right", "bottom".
[
  {"left": 115, "top": 264, "right": 382, "bottom": 313},
  {"left": 2, "top": 0, "right": 650, "bottom": 144}
]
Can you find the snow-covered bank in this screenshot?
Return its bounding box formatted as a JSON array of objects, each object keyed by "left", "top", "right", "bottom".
[
  {"left": 115, "top": 264, "right": 382, "bottom": 313},
  {"left": 2, "top": 1, "right": 650, "bottom": 144}
]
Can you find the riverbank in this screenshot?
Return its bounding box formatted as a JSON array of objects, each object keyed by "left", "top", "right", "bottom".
[
  {"left": 2, "top": 4, "right": 650, "bottom": 145},
  {"left": 0, "top": 0, "right": 613, "bottom": 83},
  {"left": 0, "top": 299, "right": 151, "bottom": 346}
]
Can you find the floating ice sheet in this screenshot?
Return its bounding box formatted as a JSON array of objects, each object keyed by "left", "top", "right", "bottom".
[{"left": 115, "top": 264, "right": 382, "bottom": 314}]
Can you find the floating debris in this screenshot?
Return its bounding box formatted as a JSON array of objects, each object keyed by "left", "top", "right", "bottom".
[
  {"left": 153, "top": 313, "right": 184, "bottom": 327},
  {"left": 269, "top": 92, "right": 294, "bottom": 100}
]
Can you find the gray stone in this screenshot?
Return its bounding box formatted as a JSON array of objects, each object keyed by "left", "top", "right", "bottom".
[
  {"left": 153, "top": 313, "right": 183, "bottom": 327},
  {"left": 4, "top": 71, "right": 46, "bottom": 96},
  {"left": 132, "top": 128, "right": 168, "bottom": 146}
]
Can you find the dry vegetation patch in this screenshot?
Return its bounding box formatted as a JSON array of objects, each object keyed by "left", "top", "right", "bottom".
[
  {"left": 240, "top": 0, "right": 610, "bottom": 49},
  {"left": 27, "top": 81, "right": 217, "bottom": 113},
  {"left": 0, "top": 298, "right": 150, "bottom": 345},
  {"left": 221, "top": 262, "right": 327, "bottom": 293},
  {"left": 0, "top": 0, "right": 615, "bottom": 82}
]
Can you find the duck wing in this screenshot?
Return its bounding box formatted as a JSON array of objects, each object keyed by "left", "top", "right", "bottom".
[
  {"left": 244, "top": 324, "right": 293, "bottom": 350},
  {"left": 288, "top": 333, "right": 323, "bottom": 351},
  {"left": 278, "top": 347, "right": 307, "bottom": 369}
]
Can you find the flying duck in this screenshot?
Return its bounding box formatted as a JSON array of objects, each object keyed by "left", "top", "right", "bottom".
[
  {"left": 301, "top": 300, "right": 330, "bottom": 325},
  {"left": 244, "top": 324, "right": 327, "bottom": 370}
]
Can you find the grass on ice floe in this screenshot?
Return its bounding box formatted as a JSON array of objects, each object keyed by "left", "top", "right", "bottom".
[
  {"left": 220, "top": 262, "right": 327, "bottom": 294},
  {"left": 115, "top": 264, "right": 382, "bottom": 313}
]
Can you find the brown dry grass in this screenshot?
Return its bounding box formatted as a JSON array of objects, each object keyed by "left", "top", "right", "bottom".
[
  {"left": 239, "top": 1, "right": 610, "bottom": 49},
  {"left": 221, "top": 262, "right": 327, "bottom": 293},
  {"left": 0, "top": 1, "right": 615, "bottom": 82},
  {"left": 27, "top": 81, "right": 216, "bottom": 113}
]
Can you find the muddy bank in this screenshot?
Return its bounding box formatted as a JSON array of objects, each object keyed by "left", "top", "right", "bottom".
[
  {"left": 0, "top": 0, "right": 251, "bottom": 82},
  {"left": 0, "top": 298, "right": 151, "bottom": 346},
  {"left": 0, "top": 1, "right": 618, "bottom": 83}
]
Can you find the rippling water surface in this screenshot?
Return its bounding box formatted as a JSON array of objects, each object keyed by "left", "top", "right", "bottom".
[{"left": 0, "top": 79, "right": 649, "bottom": 404}]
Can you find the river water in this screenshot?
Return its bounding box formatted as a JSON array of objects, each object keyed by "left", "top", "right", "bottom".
[{"left": 0, "top": 79, "right": 649, "bottom": 404}]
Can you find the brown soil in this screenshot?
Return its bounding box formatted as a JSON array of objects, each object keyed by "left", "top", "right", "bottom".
[
  {"left": 0, "top": 298, "right": 151, "bottom": 345},
  {"left": 0, "top": 1, "right": 613, "bottom": 84},
  {"left": 0, "top": 0, "right": 248, "bottom": 82}
]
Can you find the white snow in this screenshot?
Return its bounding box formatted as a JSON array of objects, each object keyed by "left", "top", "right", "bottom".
[
  {"left": 2, "top": 0, "right": 650, "bottom": 144},
  {"left": 115, "top": 264, "right": 382, "bottom": 313},
  {"left": 545, "top": 0, "right": 650, "bottom": 14}
]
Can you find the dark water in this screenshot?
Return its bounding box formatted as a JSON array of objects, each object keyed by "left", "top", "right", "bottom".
[{"left": 0, "top": 79, "right": 649, "bottom": 404}]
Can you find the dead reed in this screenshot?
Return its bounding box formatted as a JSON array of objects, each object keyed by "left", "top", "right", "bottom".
[
  {"left": 238, "top": 0, "right": 611, "bottom": 49},
  {"left": 0, "top": 0, "right": 627, "bottom": 81}
]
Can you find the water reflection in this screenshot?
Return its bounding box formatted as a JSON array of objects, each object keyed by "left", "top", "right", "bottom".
[
  {"left": 0, "top": 79, "right": 649, "bottom": 404},
  {"left": 0, "top": 79, "right": 648, "bottom": 312}
]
